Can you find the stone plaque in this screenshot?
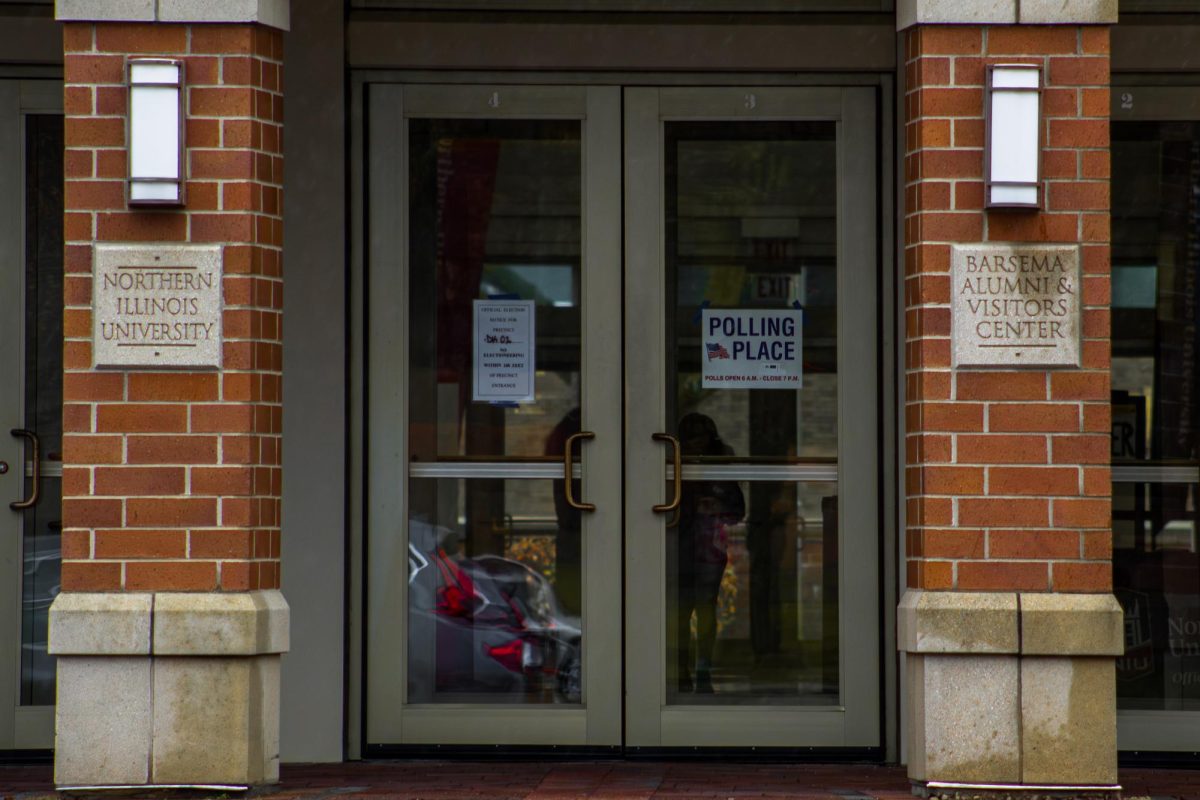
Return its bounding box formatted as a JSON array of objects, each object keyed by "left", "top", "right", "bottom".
[
  {"left": 93, "top": 244, "right": 222, "bottom": 369},
  {"left": 952, "top": 244, "right": 1081, "bottom": 368}
]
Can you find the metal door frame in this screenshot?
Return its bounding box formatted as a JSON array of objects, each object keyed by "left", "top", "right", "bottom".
[
  {"left": 348, "top": 72, "right": 898, "bottom": 759},
  {"left": 621, "top": 86, "right": 881, "bottom": 749},
  {"left": 0, "top": 77, "right": 61, "bottom": 752},
  {"left": 361, "top": 83, "right": 624, "bottom": 747},
  {"left": 1110, "top": 79, "right": 1200, "bottom": 756}
]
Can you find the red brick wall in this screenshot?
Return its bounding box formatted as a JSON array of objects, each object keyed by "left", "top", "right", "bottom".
[
  {"left": 61, "top": 23, "right": 283, "bottom": 592},
  {"left": 904, "top": 26, "right": 1112, "bottom": 593}
]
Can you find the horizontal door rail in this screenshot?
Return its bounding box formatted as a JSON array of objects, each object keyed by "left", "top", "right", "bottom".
[
  {"left": 24, "top": 461, "right": 62, "bottom": 478},
  {"left": 678, "top": 456, "right": 837, "bottom": 466},
  {"left": 410, "top": 462, "right": 581, "bottom": 480},
  {"left": 413, "top": 455, "right": 562, "bottom": 463},
  {"left": 1113, "top": 465, "right": 1200, "bottom": 484},
  {"left": 407, "top": 463, "right": 838, "bottom": 482},
  {"left": 668, "top": 463, "right": 838, "bottom": 482}
]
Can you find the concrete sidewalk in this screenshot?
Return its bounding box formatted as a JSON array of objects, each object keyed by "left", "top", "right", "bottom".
[{"left": 2, "top": 761, "right": 1199, "bottom": 799}]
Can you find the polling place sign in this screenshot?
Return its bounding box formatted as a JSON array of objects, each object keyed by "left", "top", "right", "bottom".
[{"left": 702, "top": 309, "right": 803, "bottom": 389}]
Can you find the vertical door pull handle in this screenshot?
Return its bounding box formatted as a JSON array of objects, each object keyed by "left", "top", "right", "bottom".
[
  {"left": 10, "top": 429, "right": 40, "bottom": 510},
  {"left": 651, "top": 433, "right": 682, "bottom": 514},
  {"left": 563, "top": 431, "right": 596, "bottom": 512}
]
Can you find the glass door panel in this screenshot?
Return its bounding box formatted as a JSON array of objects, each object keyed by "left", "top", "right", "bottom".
[
  {"left": 405, "top": 118, "right": 585, "bottom": 706},
  {"left": 623, "top": 87, "right": 879, "bottom": 748},
  {"left": 665, "top": 121, "right": 839, "bottom": 705},
  {"left": 406, "top": 117, "right": 582, "bottom": 465},
  {"left": 366, "top": 85, "right": 622, "bottom": 746}
]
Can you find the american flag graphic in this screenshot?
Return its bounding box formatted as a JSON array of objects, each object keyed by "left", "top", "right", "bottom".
[{"left": 706, "top": 342, "right": 730, "bottom": 360}]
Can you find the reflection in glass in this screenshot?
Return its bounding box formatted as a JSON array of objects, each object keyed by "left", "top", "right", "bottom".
[
  {"left": 403, "top": 118, "right": 586, "bottom": 706},
  {"left": 22, "top": 114, "right": 63, "bottom": 706},
  {"left": 664, "top": 122, "right": 839, "bottom": 704},
  {"left": 667, "top": 477, "right": 837, "bottom": 704},
  {"left": 1115, "top": 481, "right": 1200, "bottom": 710},
  {"left": 1111, "top": 122, "right": 1200, "bottom": 710},
  {"left": 407, "top": 119, "right": 582, "bottom": 462},
  {"left": 1112, "top": 123, "right": 1199, "bottom": 468},
  {"left": 407, "top": 478, "right": 581, "bottom": 705}
]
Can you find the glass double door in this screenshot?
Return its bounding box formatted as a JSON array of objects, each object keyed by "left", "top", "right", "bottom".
[{"left": 365, "top": 84, "right": 879, "bottom": 749}]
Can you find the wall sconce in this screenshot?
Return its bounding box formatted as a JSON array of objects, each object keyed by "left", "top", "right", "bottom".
[
  {"left": 985, "top": 64, "right": 1041, "bottom": 209},
  {"left": 127, "top": 58, "right": 185, "bottom": 206}
]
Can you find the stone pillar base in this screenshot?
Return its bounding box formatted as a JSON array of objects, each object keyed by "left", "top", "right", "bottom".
[
  {"left": 49, "top": 591, "right": 289, "bottom": 788},
  {"left": 900, "top": 591, "right": 1123, "bottom": 791}
]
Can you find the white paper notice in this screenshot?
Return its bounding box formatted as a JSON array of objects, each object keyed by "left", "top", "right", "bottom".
[
  {"left": 702, "top": 309, "right": 803, "bottom": 389},
  {"left": 473, "top": 299, "right": 536, "bottom": 403}
]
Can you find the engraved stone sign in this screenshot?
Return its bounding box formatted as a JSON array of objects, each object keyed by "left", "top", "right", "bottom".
[
  {"left": 93, "top": 244, "right": 222, "bottom": 369},
  {"left": 952, "top": 244, "right": 1081, "bottom": 368}
]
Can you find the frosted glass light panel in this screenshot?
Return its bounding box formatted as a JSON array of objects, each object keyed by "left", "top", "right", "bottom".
[
  {"left": 128, "top": 59, "right": 184, "bottom": 205},
  {"left": 986, "top": 65, "right": 1041, "bottom": 208}
]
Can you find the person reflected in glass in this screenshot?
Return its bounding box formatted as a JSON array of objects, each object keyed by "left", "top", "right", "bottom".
[{"left": 677, "top": 412, "right": 745, "bottom": 693}]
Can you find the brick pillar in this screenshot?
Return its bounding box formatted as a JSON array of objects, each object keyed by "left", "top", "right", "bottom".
[
  {"left": 48, "top": 2, "right": 288, "bottom": 788},
  {"left": 898, "top": 1, "right": 1122, "bottom": 794}
]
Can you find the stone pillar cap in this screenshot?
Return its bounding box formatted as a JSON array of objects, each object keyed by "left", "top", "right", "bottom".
[
  {"left": 899, "top": 589, "right": 1020, "bottom": 654},
  {"left": 897, "top": 0, "right": 1116, "bottom": 30},
  {"left": 56, "top": 0, "right": 289, "bottom": 30},
  {"left": 899, "top": 589, "right": 1125, "bottom": 657},
  {"left": 49, "top": 590, "right": 290, "bottom": 657}
]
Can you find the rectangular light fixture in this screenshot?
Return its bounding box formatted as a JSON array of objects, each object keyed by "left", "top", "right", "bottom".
[
  {"left": 127, "top": 58, "right": 185, "bottom": 206},
  {"left": 985, "top": 64, "right": 1041, "bottom": 209}
]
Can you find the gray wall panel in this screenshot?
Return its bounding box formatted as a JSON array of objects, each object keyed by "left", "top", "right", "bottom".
[
  {"left": 280, "top": 0, "right": 346, "bottom": 764},
  {"left": 1114, "top": 20, "right": 1200, "bottom": 71},
  {"left": 348, "top": 19, "right": 896, "bottom": 72},
  {"left": 0, "top": 10, "right": 61, "bottom": 67}
]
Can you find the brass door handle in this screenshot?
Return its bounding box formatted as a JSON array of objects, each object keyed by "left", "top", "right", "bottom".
[
  {"left": 10, "top": 429, "right": 40, "bottom": 510},
  {"left": 652, "top": 433, "right": 682, "bottom": 514},
  {"left": 563, "top": 431, "right": 595, "bottom": 512}
]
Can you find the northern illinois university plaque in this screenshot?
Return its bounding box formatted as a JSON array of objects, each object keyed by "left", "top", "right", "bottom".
[
  {"left": 93, "top": 244, "right": 223, "bottom": 369},
  {"left": 952, "top": 244, "right": 1081, "bottom": 368}
]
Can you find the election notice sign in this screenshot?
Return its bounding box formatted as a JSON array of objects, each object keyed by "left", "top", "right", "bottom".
[
  {"left": 473, "top": 299, "right": 536, "bottom": 403},
  {"left": 702, "top": 309, "right": 803, "bottom": 389}
]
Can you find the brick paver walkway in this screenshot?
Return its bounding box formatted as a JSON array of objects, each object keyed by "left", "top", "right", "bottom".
[{"left": 2, "top": 761, "right": 1199, "bottom": 799}]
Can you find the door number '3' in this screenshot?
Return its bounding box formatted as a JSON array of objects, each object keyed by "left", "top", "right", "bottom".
[{"left": 745, "top": 93, "right": 757, "bottom": 110}]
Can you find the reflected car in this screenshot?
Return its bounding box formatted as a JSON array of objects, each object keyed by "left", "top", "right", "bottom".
[
  {"left": 23, "top": 533, "right": 61, "bottom": 610},
  {"left": 407, "top": 521, "right": 581, "bottom": 703},
  {"left": 21, "top": 531, "right": 61, "bottom": 704}
]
